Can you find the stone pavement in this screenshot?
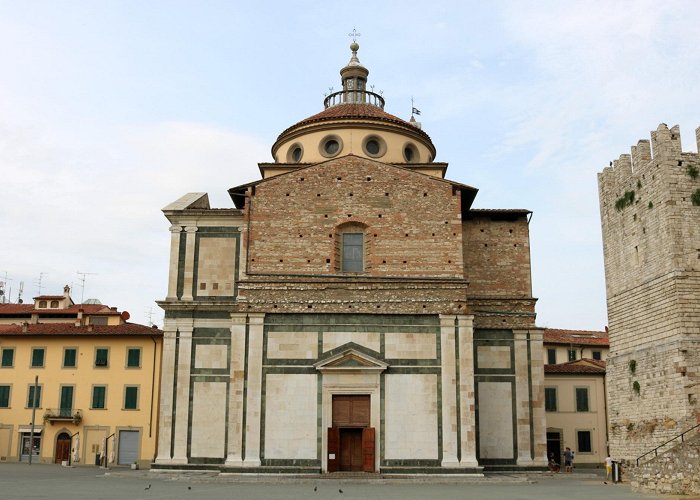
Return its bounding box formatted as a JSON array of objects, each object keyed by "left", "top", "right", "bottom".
[{"left": 0, "top": 463, "right": 682, "bottom": 500}]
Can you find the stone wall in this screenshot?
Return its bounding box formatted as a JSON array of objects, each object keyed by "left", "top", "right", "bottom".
[
  {"left": 598, "top": 124, "right": 700, "bottom": 460},
  {"left": 630, "top": 431, "right": 700, "bottom": 495}
]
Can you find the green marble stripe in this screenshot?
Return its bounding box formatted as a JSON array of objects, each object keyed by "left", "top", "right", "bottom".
[
  {"left": 263, "top": 366, "right": 317, "bottom": 375},
  {"left": 381, "top": 459, "right": 441, "bottom": 467},
  {"left": 454, "top": 321, "right": 462, "bottom": 463},
  {"left": 187, "top": 457, "right": 225, "bottom": 465},
  {"left": 241, "top": 322, "right": 249, "bottom": 461},
  {"left": 380, "top": 373, "right": 385, "bottom": 462},
  {"left": 170, "top": 329, "right": 180, "bottom": 459},
  {"left": 527, "top": 331, "right": 534, "bottom": 460},
  {"left": 189, "top": 371, "right": 229, "bottom": 378},
  {"left": 176, "top": 229, "right": 187, "bottom": 299},
  {"left": 384, "top": 367, "right": 440, "bottom": 375},
  {"left": 165, "top": 310, "right": 232, "bottom": 319},
  {"left": 316, "top": 372, "right": 322, "bottom": 461},
  {"left": 192, "top": 328, "right": 231, "bottom": 338},
  {"left": 196, "top": 227, "right": 241, "bottom": 234},
  {"left": 383, "top": 358, "right": 439, "bottom": 367}
]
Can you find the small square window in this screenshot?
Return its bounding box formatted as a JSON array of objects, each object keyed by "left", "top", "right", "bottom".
[
  {"left": 92, "top": 386, "right": 106, "bottom": 409},
  {"left": 95, "top": 348, "right": 109, "bottom": 367},
  {"left": 126, "top": 348, "right": 141, "bottom": 368},
  {"left": 27, "top": 385, "right": 42, "bottom": 408},
  {"left": 0, "top": 385, "right": 10, "bottom": 408},
  {"left": 31, "top": 348, "right": 45, "bottom": 368},
  {"left": 568, "top": 349, "right": 576, "bottom": 361},
  {"left": 592, "top": 351, "right": 602, "bottom": 361},
  {"left": 1, "top": 348, "right": 14, "bottom": 367},
  {"left": 124, "top": 386, "right": 139, "bottom": 410},
  {"left": 547, "top": 348, "right": 556, "bottom": 365},
  {"left": 63, "top": 348, "right": 77, "bottom": 368},
  {"left": 577, "top": 430, "right": 592, "bottom": 453}
]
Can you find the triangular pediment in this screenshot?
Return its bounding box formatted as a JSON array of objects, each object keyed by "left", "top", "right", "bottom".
[{"left": 314, "top": 344, "right": 388, "bottom": 373}]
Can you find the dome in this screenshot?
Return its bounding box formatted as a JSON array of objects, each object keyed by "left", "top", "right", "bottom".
[{"left": 271, "top": 44, "right": 436, "bottom": 165}]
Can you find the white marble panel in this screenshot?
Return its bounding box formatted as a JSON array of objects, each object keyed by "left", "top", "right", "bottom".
[
  {"left": 267, "top": 331, "right": 317, "bottom": 359},
  {"left": 477, "top": 345, "right": 512, "bottom": 369},
  {"left": 190, "top": 381, "right": 227, "bottom": 457},
  {"left": 385, "top": 374, "right": 438, "bottom": 459},
  {"left": 322, "top": 331, "right": 380, "bottom": 353},
  {"left": 194, "top": 344, "right": 228, "bottom": 369},
  {"left": 385, "top": 332, "right": 437, "bottom": 359},
  {"left": 264, "top": 374, "right": 317, "bottom": 459},
  {"left": 477, "top": 381, "right": 514, "bottom": 459}
]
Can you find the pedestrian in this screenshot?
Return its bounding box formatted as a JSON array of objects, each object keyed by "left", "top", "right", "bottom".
[
  {"left": 563, "top": 447, "right": 574, "bottom": 473},
  {"left": 605, "top": 455, "right": 612, "bottom": 481}
]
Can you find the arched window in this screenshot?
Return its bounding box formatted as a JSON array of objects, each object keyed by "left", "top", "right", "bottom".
[
  {"left": 50, "top": 300, "right": 59, "bottom": 308},
  {"left": 38, "top": 300, "right": 47, "bottom": 308}
]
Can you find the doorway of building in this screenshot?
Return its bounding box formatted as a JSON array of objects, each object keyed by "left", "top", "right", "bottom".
[
  {"left": 328, "top": 395, "right": 375, "bottom": 472},
  {"left": 20, "top": 433, "right": 41, "bottom": 462},
  {"left": 546, "top": 430, "right": 562, "bottom": 465},
  {"left": 55, "top": 432, "right": 71, "bottom": 464}
]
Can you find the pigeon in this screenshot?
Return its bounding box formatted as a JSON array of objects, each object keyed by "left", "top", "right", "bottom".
[
  {"left": 339, "top": 489, "right": 343, "bottom": 494},
  {"left": 144, "top": 484, "right": 151, "bottom": 490},
  {"left": 314, "top": 486, "right": 318, "bottom": 492},
  {"left": 188, "top": 486, "right": 192, "bottom": 490}
]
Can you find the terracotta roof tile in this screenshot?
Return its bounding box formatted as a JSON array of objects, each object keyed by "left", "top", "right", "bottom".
[
  {"left": 545, "top": 358, "right": 606, "bottom": 374},
  {"left": 0, "top": 323, "right": 162, "bottom": 336},
  {"left": 543, "top": 328, "right": 609, "bottom": 346},
  {"left": 0, "top": 303, "right": 118, "bottom": 316},
  {"left": 277, "top": 103, "right": 434, "bottom": 145},
  {"left": 33, "top": 295, "right": 67, "bottom": 300}
]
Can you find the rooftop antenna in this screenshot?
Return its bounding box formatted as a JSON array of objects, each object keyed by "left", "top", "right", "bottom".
[
  {"left": 0, "top": 271, "right": 10, "bottom": 304},
  {"left": 34, "top": 272, "right": 47, "bottom": 296},
  {"left": 145, "top": 307, "right": 154, "bottom": 327},
  {"left": 17, "top": 281, "right": 24, "bottom": 304},
  {"left": 76, "top": 271, "right": 98, "bottom": 304}
]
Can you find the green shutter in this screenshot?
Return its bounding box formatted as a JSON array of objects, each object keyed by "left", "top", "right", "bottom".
[
  {"left": 27, "top": 386, "right": 41, "bottom": 408},
  {"left": 0, "top": 386, "right": 9, "bottom": 407},
  {"left": 95, "top": 349, "right": 108, "bottom": 366},
  {"left": 31, "top": 349, "right": 44, "bottom": 367},
  {"left": 64, "top": 349, "right": 76, "bottom": 367},
  {"left": 124, "top": 387, "right": 138, "bottom": 409},
  {"left": 127, "top": 349, "right": 141, "bottom": 368},
  {"left": 92, "top": 386, "right": 106, "bottom": 409},
  {"left": 576, "top": 388, "right": 589, "bottom": 412},
  {"left": 1, "top": 348, "right": 14, "bottom": 367},
  {"left": 545, "top": 388, "right": 557, "bottom": 412}
]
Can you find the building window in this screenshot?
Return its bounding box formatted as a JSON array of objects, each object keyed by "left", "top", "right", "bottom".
[
  {"left": 50, "top": 300, "right": 59, "bottom": 308},
  {"left": 547, "top": 348, "right": 556, "bottom": 364},
  {"left": 126, "top": 348, "right": 141, "bottom": 368},
  {"left": 592, "top": 351, "right": 602, "bottom": 360},
  {"left": 31, "top": 348, "right": 45, "bottom": 368},
  {"left": 342, "top": 233, "right": 364, "bottom": 272},
  {"left": 403, "top": 143, "right": 419, "bottom": 163},
  {"left": 1, "top": 348, "right": 14, "bottom": 367},
  {"left": 575, "top": 387, "right": 589, "bottom": 412},
  {"left": 577, "top": 430, "right": 592, "bottom": 453},
  {"left": 38, "top": 300, "right": 47, "bottom": 308},
  {"left": 124, "top": 386, "right": 139, "bottom": 410},
  {"left": 545, "top": 387, "right": 557, "bottom": 412},
  {"left": 319, "top": 135, "right": 343, "bottom": 158},
  {"left": 95, "top": 348, "right": 109, "bottom": 367},
  {"left": 90, "top": 317, "right": 108, "bottom": 326},
  {"left": 362, "top": 135, "right": 387, "bottom": 158},
  {"left": 27, "top": 385, "right": 42, "bottom": 408},
  {"left": 0, "top": 385, "right": 10, "bottom": 408},
  {"left": 91, "top": 386, "right": 106, "bottom": 409},
  {"left": 63, "top": 348, "right": 77, "bottom": 368},
  {"left": 568, "top": 349, "right": 576, "bottom": 361}
]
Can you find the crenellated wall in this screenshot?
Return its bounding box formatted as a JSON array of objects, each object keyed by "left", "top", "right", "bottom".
[{"left": 598, "top": 123, "right": 700, "bottom": 461}]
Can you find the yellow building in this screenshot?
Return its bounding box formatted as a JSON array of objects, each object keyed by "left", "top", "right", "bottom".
[
  {"left": 0, "top": 288, "right": 162, "bottom": 468},
  {"left": 543, "top": 329, "right": 609, "bottom": 468}
]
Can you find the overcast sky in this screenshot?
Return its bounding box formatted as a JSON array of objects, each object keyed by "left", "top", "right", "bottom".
[{"left": 1, "top": 1, "right": 698, "bottom": 329}]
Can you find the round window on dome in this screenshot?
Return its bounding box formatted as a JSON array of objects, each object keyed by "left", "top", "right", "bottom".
[
  {"left": 403, "top": 143, "right": 419, "bottom": 163},
  {"left": 286, "top": 143, "right": 304, "bottom": 163},
  {"left": 362, "top": 135, "right": 386, "bottom": 158},
  {"left": 319, "top": 135, "right": 343, "bottom": 158}
]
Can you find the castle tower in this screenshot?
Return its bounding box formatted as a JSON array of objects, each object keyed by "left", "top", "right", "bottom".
[{"left": 598, "top": 123, "right": 700, "bottom": 460}]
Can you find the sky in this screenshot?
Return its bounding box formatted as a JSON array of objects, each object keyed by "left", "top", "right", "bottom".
[{"left": 1, "top": 1, "right": 699, "bottom": 330}]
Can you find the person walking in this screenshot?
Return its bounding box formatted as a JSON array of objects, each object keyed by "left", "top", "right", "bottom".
[{"left": 605, "top": 455, "right": 613, "bottom": 481}]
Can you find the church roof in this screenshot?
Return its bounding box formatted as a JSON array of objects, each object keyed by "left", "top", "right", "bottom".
[
  {"left": 0, "top": 323, "right": 162, "bottom": 336},
  {"left": 543, "top": 328, "right": 609, "bottom": 346},
  {"left": 276, "top": 103, "right": 434, "bottom": 145}
]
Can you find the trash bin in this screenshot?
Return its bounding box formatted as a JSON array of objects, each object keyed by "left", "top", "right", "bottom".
[{"left": 611, "top": 460, "right": 621, "bottom": 483}]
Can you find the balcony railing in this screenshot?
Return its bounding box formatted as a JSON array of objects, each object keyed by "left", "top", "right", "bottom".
[
  {"left": 324, "top": 89, "right": 385, "bottom": 109},
  {"left": 43, "top": 408, "right": 82, "bottom": 425}
]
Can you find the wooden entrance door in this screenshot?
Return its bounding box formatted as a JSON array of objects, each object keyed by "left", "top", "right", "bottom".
[
  {"left": 328, "top": 395, "right": 375, "bottom": 472},
  {"left": 55, "top": 433, "right": 70, "bottom": 464}
]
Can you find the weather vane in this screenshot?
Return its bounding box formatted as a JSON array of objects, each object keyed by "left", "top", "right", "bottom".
[{"left": 348, "top": 28, "right": 361, "bottom": 43}]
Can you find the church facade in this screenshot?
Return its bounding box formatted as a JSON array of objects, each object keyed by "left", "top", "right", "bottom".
[{"left": 155, "top": 43, "right": 546, "bottom": 473}]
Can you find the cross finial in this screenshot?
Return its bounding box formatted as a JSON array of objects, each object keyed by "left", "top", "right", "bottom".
[{"left": 348, "top": 28, "right": 361, "bottom": 43}]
